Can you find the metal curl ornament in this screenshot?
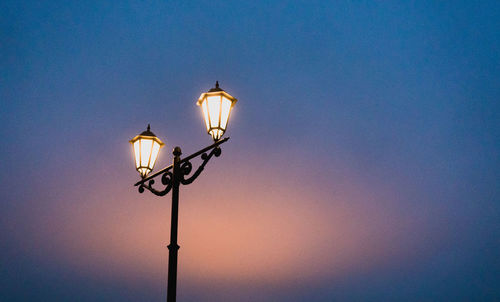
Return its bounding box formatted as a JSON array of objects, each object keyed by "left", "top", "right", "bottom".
[
  {"left": 180, "top": 146, "right": 223, "bottom": 185},
  {"left": 213, "top": 146, "right": 221, "bottom": 157},
  {"left": 180, "top": 161, "right": 192, "bottom": 176},
  {"left": 162, "top": 171, "right": 173, "bottom": 185},
  {"left": 139, "top": 171, "right": 174, "bottom": 196}
]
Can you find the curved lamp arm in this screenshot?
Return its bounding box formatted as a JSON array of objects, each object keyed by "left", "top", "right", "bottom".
[
  {"left": 180, "top": 146, "right": 221, "bottom": 185},
  {"left": 134, "top": 137, "right": 229, "bottom": 196},
  {"left": 139, "top": 170, "right": 174, "bottom": 196}
]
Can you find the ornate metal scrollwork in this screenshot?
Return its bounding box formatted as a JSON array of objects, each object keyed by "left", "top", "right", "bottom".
[
  {"left": 139, "top": 170, "right": 174, "bottom": 196},
  {"left": 135, "top": 139, "right": 228, "bottom": 196},
  {"left": 180, "top": 146, "right": 221, "bottom": 185}
]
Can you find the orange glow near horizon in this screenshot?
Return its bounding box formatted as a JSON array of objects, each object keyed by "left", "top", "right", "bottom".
[{"left": 24, "top": 160, "right": 435, "bottom": 290}]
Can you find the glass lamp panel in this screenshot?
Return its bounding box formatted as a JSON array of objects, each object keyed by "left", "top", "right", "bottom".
[
  {"left": 220, "top": 96, "right": 232, "bottom": 130},
  {"left": 140, "top": 138, "right": 153, "bottom": 168},
  {"left": 207, "top": 95, "right": 222, "bottom": 129},
  {"left": 149, "top": 141, "right": 161, "bottom": 170},
  {"left": 201, "top": 99, "right": 210, "bottom": 130},
  {"left": 133, "top": 140, "right": 141, "bottom": 169}
]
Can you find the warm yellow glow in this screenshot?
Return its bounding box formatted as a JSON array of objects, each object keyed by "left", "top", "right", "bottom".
[
  {"left": 201, "top": 100, "right": 210, "bottom": 130},
  {"left": 138, "top": 167, "right": 149, "bottom": 177},
  {"left": 207, "top": 95, "right": 221, "bottom": 129},
  {"left": 220, "top": 96, "right": 232, "bottom": 130},
  {"left": 197, "top": 87, "right": 237, "bottom": 141},
  {"left": 140, "top": 138, "right": 153, "bottom": 168},
  {"left": 133, "top": 141, "right": 140, "bottom": 169},
  {"left": 209, "top": 129, "right": 224, "bottom": 141},
  {"left": 150, "top": 141, "right": 161, "bottom": 169},
  {"left": 130, "top": 127, "right": 164, "bottom": 178}
]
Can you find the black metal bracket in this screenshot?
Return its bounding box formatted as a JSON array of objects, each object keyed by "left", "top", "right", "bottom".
[
  {"left": 139, "top": 170, "right": 174, "bottom": 196},
  {"left": 180, "top": 146, "right": 221, "bottom": 185},
  {"left": 135, "top": 137, "right": 229, "bottom": 196}
]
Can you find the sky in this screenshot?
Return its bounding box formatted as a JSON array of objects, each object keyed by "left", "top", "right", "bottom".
[{"left": 1, "top": 1, "right": 499, "bottom": 301}]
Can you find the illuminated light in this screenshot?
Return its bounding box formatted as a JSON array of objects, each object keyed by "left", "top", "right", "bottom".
[
  {"left": 220, "top": 97, "right": 232, "bottom": 129},
  {"left": 197, "top": 81, "right": 237, "bottom": 141},
  {"left": 201, "top": 101, "right": 210, "bottom": 130},
  {"left": 133, "top": 141, "right": 140, "bottom": 169},
  {"left": 129, "top": 124, "right": 164, "bottom": 177}
]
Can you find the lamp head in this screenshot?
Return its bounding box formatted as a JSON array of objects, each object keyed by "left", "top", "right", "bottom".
[
  {"left": 130, "top": 124, "right": 164, "bottom": 177},
  {"left": 197, "top": 81, "right": 237, "bottom": 141}
]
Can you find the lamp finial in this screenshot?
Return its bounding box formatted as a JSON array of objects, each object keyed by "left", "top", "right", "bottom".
[{"left": 209, "top": 81, "right": 223, "bottom": 92}]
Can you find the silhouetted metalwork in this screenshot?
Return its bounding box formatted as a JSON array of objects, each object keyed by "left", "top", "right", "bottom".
[
  {"left": 133, "top": 137, "right": 229, "bottom": 302},
  {"left": 131, "top": 82, "right": 236, "bottom": 302}
]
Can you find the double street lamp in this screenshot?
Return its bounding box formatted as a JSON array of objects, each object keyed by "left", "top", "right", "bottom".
[{"left": 130, "top": 82, "right": 237, "bottom": 302}]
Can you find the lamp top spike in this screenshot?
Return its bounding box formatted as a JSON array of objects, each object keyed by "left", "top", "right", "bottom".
[
  {"left": 140, "top": 123, "right": 157, "bottom": 137},
  {"left": 209, "top": 81, "right": 223, "bottom": 92}
]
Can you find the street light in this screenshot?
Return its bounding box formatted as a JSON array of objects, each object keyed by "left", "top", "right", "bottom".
[
  {"left": 197, "top": 81, "right": 237, "bottom": 141},
  {"left": 130, "top": 82, "right": 236, "bottom": 302},
  {"left": 129, "top": 124, "right": 164, "bottom": 177}
]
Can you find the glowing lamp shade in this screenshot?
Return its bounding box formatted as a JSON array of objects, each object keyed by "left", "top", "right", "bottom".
[
  {"left": 197, "top": 81, "right": 237, "bottom": 141},
  {"left": 130, "top": 124, "right": 164, "bottom": 178}
]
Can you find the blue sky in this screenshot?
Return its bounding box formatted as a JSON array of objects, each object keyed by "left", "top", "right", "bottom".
[{"left": 1, "top": 1, "right": 499, "bottom": 301}]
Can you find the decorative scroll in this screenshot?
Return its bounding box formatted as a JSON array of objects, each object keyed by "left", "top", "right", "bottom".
[
  {"left": 180, "top": 146, "right": 221, "bottom": 185},
  {"left": 135, "top": 140, "right": 227, "bottom": 196},
  {"left": 139, "top": 170, "right": 173, "bottom": 196}
]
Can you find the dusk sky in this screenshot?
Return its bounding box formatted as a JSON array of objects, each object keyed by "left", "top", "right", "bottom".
[{"left": 1, "top": 1, "right": 499, "bottom": 301}]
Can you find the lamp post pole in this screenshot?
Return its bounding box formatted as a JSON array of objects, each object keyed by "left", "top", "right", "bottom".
[
  {"left": 133, "top": 138, "right": 229, "bottom": 302},
  {"left": 167, "top": 147, "right": 181, "bottom": 302}
]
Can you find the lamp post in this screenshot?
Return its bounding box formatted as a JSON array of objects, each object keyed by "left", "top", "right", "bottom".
[{"left": 130, "top": 82, "right": 237, "bottom": 302}]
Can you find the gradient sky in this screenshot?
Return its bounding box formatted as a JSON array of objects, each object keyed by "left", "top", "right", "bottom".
[{"left": 1, "top": 1, "right": 499, "bottom": 301}]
